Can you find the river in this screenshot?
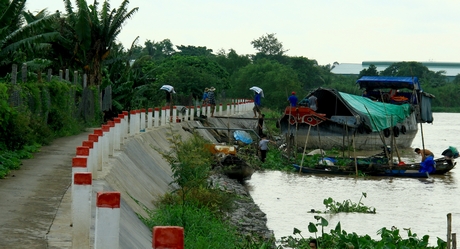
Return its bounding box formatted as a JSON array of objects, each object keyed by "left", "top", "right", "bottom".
[{"left": 246, "top": 112, "right": 459, "bottom": 245}]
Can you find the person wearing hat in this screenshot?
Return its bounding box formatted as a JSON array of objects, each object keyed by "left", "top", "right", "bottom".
[
  {"left": 288, "top": 91, "right": 298, "bottom": 107},
  {"left": 207, "top": 87, "right": 216, "bottom": 117}
]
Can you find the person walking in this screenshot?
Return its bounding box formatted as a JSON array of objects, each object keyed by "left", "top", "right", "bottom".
[
  {"left": 253, "top": 91, "right": 262, "bottom": 118},
  {"left": 207, "top": 87, "right": 216, "bottom": 117},
  {"left": 258, "top": 134, "right": 270, "bottom": 162},
  {"left": 288, "top": 91, "right": 298, "bottom": 107}
]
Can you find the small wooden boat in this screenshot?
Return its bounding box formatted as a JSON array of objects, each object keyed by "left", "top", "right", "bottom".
[
  {"left": 205, "top": 144, "right": 254, "bottom": 181},
  {"left": 293, "top": 157, "right": 456, "bottom": 178}
]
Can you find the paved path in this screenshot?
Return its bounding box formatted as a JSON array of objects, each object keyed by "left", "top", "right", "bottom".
[{"left": 0, "top": 130, "right": 93, "bottom": 249}]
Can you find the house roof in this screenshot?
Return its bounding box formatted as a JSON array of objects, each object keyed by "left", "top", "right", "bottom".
[{"left": 331, "top": 61, "right": 460, "bottom": 77}]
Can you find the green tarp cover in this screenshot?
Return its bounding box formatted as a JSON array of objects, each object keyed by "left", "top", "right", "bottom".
[{"left": 339, "top": 91, "right": 411, "bottom": 132}]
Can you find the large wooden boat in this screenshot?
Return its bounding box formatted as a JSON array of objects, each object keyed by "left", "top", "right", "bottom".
[{"left": 279, "top": 76, "right": 435, "bottom": 150}]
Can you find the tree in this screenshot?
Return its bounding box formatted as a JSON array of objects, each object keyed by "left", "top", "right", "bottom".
[
  {"left": 213, "top": 49, "right": 251, "bottom": 76},
  {"left": 176, "top": 45, "right": 213, "bottom": 57},
  {"left": 60, "top": 0, "right": 138, "bottom": 86},
  {"left": 358, "top": 64, "right": 379, "bottom": 78},
  {"left": 230, "top": 59, "right": 302, "bottom": 111},
  {"left": 0, "top": 0, "right": 59, "bottom": 75},
  {"left": 251, "top": 33, "right": 288, "bottom": 56}
]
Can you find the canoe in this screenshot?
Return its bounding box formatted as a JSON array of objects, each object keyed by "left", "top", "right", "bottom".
[{"left": 293, "top": 157, "right": 456, "bottom": 178}]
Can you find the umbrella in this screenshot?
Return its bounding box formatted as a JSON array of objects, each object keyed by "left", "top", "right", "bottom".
[
  {"left": 249, "top": 86, "right": 264, "bottom": 97},
  {"left": 160, "top": 85, "right": 176, "bottom": 93}
]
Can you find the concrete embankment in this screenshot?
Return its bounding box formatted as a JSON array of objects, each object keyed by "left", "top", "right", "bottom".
[{"left": 47, "top": 112, "right": 271, "bottom": 248}]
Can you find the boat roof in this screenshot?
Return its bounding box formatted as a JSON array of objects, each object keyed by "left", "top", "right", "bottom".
[{"left": 356, "top": 76, "right": 421, "bottom": 91}]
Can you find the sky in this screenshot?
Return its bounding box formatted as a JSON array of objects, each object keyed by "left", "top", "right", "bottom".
[{"left": 26, "top": 0, "right": 460, "bottom": 66}]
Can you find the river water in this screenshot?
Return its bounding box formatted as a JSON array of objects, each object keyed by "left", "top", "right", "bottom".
[{"left": 246, "top": 112, "right": 459, "bottom": 245}]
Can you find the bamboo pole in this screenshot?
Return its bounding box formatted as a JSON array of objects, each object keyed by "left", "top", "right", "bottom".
[
  {"left": 299, "top": 125, "right": 312, "bottom": 173},
  {"left": 447, "top": 213, "right": 452, "bottom": 249}
]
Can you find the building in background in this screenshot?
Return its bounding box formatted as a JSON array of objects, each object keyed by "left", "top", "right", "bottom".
[{"left": 331, "top": 61, "right": 460, "bottom": 81}]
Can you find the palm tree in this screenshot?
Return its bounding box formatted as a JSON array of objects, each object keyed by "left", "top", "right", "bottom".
[
  {"left": 0, "top": 0, "right": 59, "bottom": 75},
  {"left": 61, "top": 0, "right": 138, "bottom": 86}
]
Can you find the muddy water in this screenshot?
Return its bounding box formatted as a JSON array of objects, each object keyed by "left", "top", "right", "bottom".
[{"left": 246, "top": 112, "right": 459, "bottom": 245}]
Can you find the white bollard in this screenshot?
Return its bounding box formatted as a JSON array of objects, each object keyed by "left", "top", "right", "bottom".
[
  {"left": 72, "top": 172, "right": 92, "bottom": 249},
  {"left": 136, "top": 110, "right": 141, "bottom": 134},
  {"left": 122, "top": 111, "right": 129, "bottom": 139},
  {"left": 202, "top": 105, "right": 207, "bottom": 117},
  {"left": 113, "top": 118, "right": 121, "bottom": 151},
  {"left": 173, "top": 106, "right": 177, "bottom": 123},
  {"left": 95, "top": 191, "right": 121, "bottom": 249},
  {"left": 197, "top": 105, "right": 201, "bottom": 118},
  {"left": 80, "top": 142, "right": 93, "bottom": 175},
  {"left": 93, "top": 129, "right": 103, "bottom": 171},
  {"left": 154, "top": 108, "right": 160, "bottom": 127},
  {"left": 129, "top": 110, "right": 136, "bottom": 136},
  {"left": 140, "top": 109, "right": 146, "bottom": 132},
  {"left": 206, "top": 104, "right": 211, "bottom": 117},
  {"left": 148, "top": 108, "right": 153, "bottom": 129},
  {"left": 153, "top": 226, "right": 184, "bottom": 249},
  {"left": 87, "top": 135, "right": 99, "bottom": 179},
  {"left": 107, "top": 121, "right": 115, "bottom": 157},
  {"left": 219, "top": 103, "right": 223, "bottom": 116},
  {"left": 184, "top": 106, "right": 189, "bottom": 121},
  {"left": 101, "top": 125, "right": 110, "bottom": 165},
  {"left": 227, "top": 103, "right": 230, "bottom": 116},
  {"left": 189, "top": 106, "right": 195, "bottom": 121},
  {"left": 161, "top": 107, "right": 166, "bottom": 126}
]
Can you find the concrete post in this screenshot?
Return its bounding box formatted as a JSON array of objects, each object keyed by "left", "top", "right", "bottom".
[
  {"left": 184, "top": 106, "right": 189, "bottom": 121},
  {"left": 197, "top": 105, "right": 201, "bottom": 118},
  {"left": 107, "top": 121, "right": 115, "bottom": 157},
  {"left": 153, "top": 226, "right": 184, "bottom": 249},
  {"left": 72, "top": 172, "right": 92, "bottom": 249},
  {"left": 95, "top": 192, "right": 121, "bottom": 249},
  {"left": 189, "top": 106, "right": 195, "bottom": 121},
  {"left": 173, "top": 106, "right": 177, "bottom": 123},
  {"left": 161, "top": 107, "right": 166, "bottom": 126},
  {"left": 227, "top": 104, "right": 230, "bottom": 116},
  {"left": 79, "top": 143, "right": 93, "bottom": 176},
  {"left": 219, "top": 103, "right": 223, "bottom": 116},
  {"left": 113, "top": 118, "right": 121, "bottom": 151},
  {"left": 206, "top": 104, "right": 211, "bottom": 117},
  {"left": 154, "top": 108, "right": 160, "bottom": 127},
  {"left": 135, "top": 110, "right": 141, "bottom": 134},
  {"left": 88, "top": 133, "right": 100, "bottom": 177},
  {"left": 101, "top": 125, "right": 110, "bottom": 165},
  {"left": 129, "top": 110, "right": 136, "bottom": 136},
  {"left": 202, "top": 105, "right": 206, "bottom": 117},
  {"left": 148, "top": 108, "right": 153, "bottom": 129},
  {"left": 117, "top": 114, "right": 125, "bottom": 145},
  {"left": 71, "top": 156, "right": 87, "bottom": 226},
  {"left": 165, "top": 107, "right": 171, "bottom": 124},
  {"left": 140, "top": 109, "right": 146, "bottom": 132},
  {"left": 122, "top": 111, "right": 129, "bottom": 139}
]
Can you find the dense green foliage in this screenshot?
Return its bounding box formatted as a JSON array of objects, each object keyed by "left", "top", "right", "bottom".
[
  {"left": 0, "top": 80, "right": 84, "bottom": 178},
  {"left": 280, "top": 216, "right": 447, "bottom": 249},
  {"left": 323, "top": 192, "right": 376, "bottom": 214}
]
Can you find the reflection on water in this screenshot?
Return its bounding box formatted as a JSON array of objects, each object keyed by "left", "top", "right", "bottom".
[{"left": 246, "top": 113, "right": 460, "bottom": 245}]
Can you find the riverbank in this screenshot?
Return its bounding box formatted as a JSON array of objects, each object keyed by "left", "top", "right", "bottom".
[{"left": 0, "top": 110, "right": 274, "bottom": 248}]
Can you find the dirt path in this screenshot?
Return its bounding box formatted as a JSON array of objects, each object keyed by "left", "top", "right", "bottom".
[{"left": 0, "top": 130, "right": 93, "bottom": 249}]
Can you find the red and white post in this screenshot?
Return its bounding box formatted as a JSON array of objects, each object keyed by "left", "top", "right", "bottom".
[
  {"left": 107, "top": 121, "right": 115, "bottom": 157},
  {"left": 154, "top": 107, "right": 160, "bottom": 127},
  {"left": 93, "top": 129, "right": 103, "bottom": 171},
  {"left": 113, "top": 118, "right": 121, "bottom": 151},
  {"left": 148, "top": 108, "right": 153, "bottom": 129},
  {"left": 72, "top": 172, "right": 92, "bottom": 249},
  {"left": 152, "top": 226, "right": 184, "bottom": 249},
  {"left": 161, "top": 107, "right": 166, "bottom": 126},
  {"left": 129, "top": 110, "right": 136, "bottom": 136},
  {"left": 173, "top": 106, "right": 177, "bottom": 123},
  {"left": 101, "top": 125, "right": 110, "bottom": 165},
  {"left": 189, "top": 106, "right": 195, "bottom": 121},
  {"left": 94, "top": 191, "right": 121, "bottom": 249},
  {"left": 140, "top": 109, "right": 146, "bottom": 131}
]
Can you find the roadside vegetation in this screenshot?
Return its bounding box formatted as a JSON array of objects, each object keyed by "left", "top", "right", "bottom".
[
  {"left": 135, "top": 129, "right": 274, "bottom": 248},
  {"left": 280, "top": 216, "right": 447, "bottom": 249}
]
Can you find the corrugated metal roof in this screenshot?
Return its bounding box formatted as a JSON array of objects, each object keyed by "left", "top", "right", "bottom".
[{"left": 331, "top": 61, "right": 460, "bottom": 77}]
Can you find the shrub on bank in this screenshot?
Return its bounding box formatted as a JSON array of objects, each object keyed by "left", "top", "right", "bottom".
[{"left": 0, "top": 80, "right": 88, "bottom": 178}]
